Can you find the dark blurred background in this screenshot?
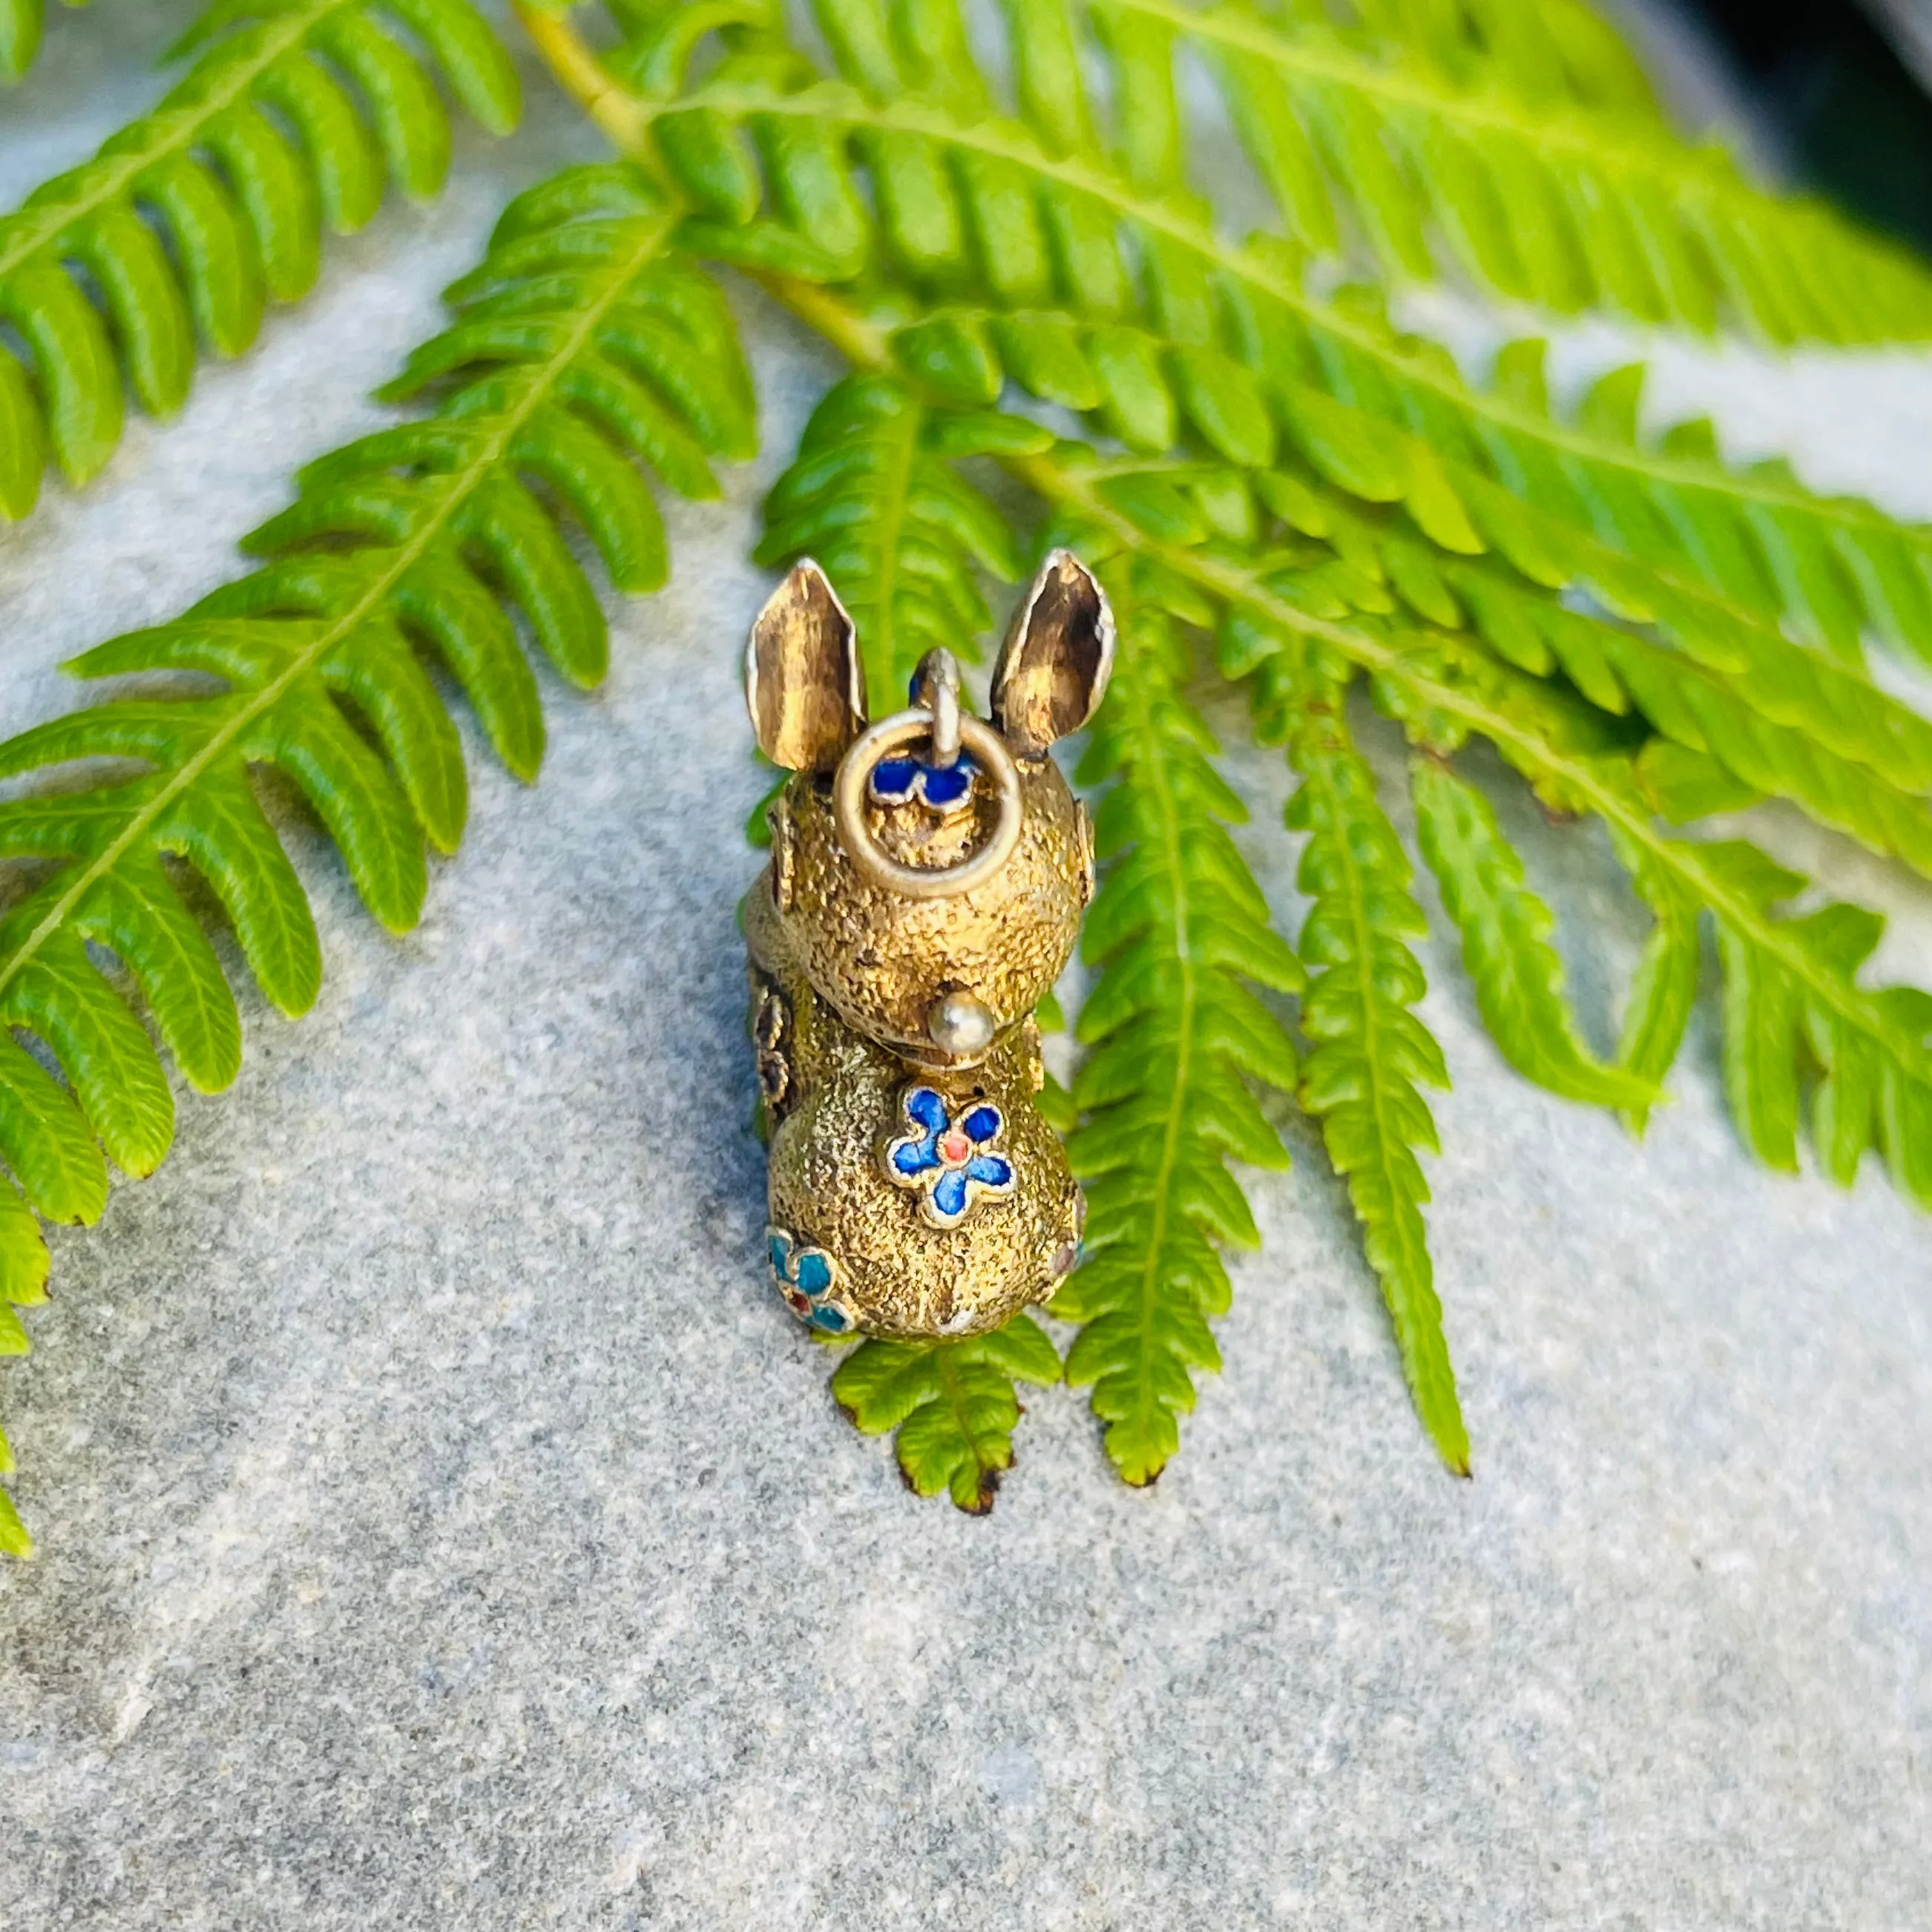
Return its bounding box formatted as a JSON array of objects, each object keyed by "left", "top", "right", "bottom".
[{"left": 1666, "top": 0, "right": 1932, "bottom": 251}]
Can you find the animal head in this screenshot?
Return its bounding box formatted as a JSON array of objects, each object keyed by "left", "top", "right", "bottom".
[{"left": 746, "top": 551, "right": 1114, "bottom": 1065}]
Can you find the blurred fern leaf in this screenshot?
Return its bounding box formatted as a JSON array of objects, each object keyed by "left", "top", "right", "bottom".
[
  {"left": 0, "top": 0, "right": 520, "bottom": 517},
  {"left": 1094, "top": 0, "right": 1930, "bottom": 338},
  {"left": 0, "top": 0, "right": 89, "bottom": 80}
]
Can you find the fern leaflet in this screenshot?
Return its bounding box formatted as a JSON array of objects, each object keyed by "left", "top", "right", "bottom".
[
  {"left": 1409, "top": 756, "right": 1656, "bottom": 1111},
  {"left": 0, "top": 0, "right": 519, "bottom": 516},
  {"left": 831, "top": 1314, "right": 1062, "bottom": 1511},
  {"left": 1054, "top": 580, "right": 1303, "bottom": 1483},
  {"left": 1249, "top": 645, "right": 1465, "bottom": 1471}
]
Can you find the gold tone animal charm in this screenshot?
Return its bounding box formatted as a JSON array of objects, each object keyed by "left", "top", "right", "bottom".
[{"left": 743, "top": 551, "right": 1115, "bottom": 1338}]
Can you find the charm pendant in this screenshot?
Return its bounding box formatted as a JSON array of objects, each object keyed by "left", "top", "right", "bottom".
[{"left": 742, "top": 551, "right": 1114, "bottom": 1338}]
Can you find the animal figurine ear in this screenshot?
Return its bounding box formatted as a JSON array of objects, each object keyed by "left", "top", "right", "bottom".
[
  {"left": 989, "top": 550, "right": 1116, "bottom": 755},
  {"left": 745, "top": 559, "right": 868, "bottom": 772}
]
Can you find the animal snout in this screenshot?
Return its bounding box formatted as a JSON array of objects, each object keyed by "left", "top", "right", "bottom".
[{"left": 927, "top": 988, "right": 995, "bottom": 1057}]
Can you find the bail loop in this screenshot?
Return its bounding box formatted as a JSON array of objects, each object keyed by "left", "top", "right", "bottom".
[{"left": 831, "top": 706, "right": 1023, "bottom": 900}]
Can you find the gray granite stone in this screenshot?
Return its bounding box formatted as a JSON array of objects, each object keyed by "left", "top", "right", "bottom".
[{"left": 1, "top": 10, "right": 1931, "bottom": 1928}]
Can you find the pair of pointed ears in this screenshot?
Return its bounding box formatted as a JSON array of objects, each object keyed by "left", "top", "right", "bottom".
[{"left": 745, "top": 551, "right": 1116, "bottom": 772}]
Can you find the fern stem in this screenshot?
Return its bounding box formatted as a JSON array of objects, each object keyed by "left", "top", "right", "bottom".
[
  {"left": 0, "top": 202, "right": 681, "bottom": 1010},
  {"left": 759, "top": 271, "right": 891, "bottom": 367},
  {"left": 0, "top": 1, "right": 349, "bottom": 284},
  {"left": 511, "top": 1, "right": 649, "bottom": 149}
]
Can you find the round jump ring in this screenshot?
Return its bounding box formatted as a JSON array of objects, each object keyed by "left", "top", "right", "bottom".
[{"left": 832, "top": 711, "right": 1023, "bottom": 900}]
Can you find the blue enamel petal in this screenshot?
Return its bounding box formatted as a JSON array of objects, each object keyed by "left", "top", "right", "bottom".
[
  {"left": 920, "top": 763, "right": 972, "bottom": 807},
  {"left": 794, "top": 1249, "right": 832, "bottom": 1296},
  {"left": 960, "top": 1103, "right": 1002, "bottom": 1145},
  {"left": 930, "top": 1169, "right": 971, "bottom": 1220},
  {"left": 870, "top": 757, "right": 920, "bottom": 803},
  {"left": 809, "top": 1303, "right": 852, "bottom": 1333},
  {"left": 905, "top": 1086, "right": 949, "bottom": 1134},
  {"left": 966, "top": 1154, "right": 1013, "bottom": 1192},
  {"left": 892, "top": 1136, "right": 941, "bottom": 1177}
]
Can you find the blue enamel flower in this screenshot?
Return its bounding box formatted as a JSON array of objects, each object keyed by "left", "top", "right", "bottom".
[
  {"left": 883, "top": 1086, "right": 1016, "bottom": 1229},
  {"left": 766, "top": 1226, "right": 852, "bottom": 1333},
  {"left": 868, "top": 750, "right": 977, "bottom": 815}
]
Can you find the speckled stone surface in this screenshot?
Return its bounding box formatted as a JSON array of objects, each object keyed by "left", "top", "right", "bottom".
[{"left": 1, "top": 10, "right": 1931, "bottom": 1928}]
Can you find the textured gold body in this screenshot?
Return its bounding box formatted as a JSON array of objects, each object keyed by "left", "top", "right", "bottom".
[
  {"left": 744, "top": 766, "right": 1089, "bottom": 1337},
  {"left": 742, "top": 551, "right": 1113, "bottom": 1342}
]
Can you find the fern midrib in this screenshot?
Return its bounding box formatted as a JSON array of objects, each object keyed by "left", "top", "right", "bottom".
[
  {"left": 1095, "top": 0, "right": 1753, "bottom": 198},
  {"left": 1116, "top": 665, "right": 1199, "bottom": 1440},
  {"left": 0, "top": 1, "right": 353, "bottom": 285},
  {"left": 934, "top": 1344, "right": 998, "bottom": 1483},
  {"left": 0, "top": 205, "right": 681, "bottom": 1008},
  {"left": 1016, "top": 451, "right": 1932, "bottom": 1094},
  {"left": 668, "top": 76, "right": 1930, "bottom": 555}
]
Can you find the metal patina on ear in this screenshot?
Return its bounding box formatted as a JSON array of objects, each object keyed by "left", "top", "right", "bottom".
[{"left": 739, "top": 553, "right": 1111, "bottom": 1341}]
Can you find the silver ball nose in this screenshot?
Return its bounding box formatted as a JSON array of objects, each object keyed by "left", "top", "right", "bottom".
[{"left": 927, "top": 989, "right": 995, "bottom": 1057}]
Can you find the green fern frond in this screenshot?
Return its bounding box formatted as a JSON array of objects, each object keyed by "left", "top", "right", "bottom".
[
  {"left": 965, "top": 424, "right": 1932, "bottom": 919},
  {"left": 611, "top": 0, "right": 1932, "bottom": 725},
  {"left": 0, "top": 0, "right": 88, "bottom": 79},
  {"left": 1085, "top": 0, "right": 1928, "bottom": 338},
  {"left": 1051, "top": 580, "right": 1303, "bottom": 1484},
  {"left": 1249, "top": 645, "right": 1464, "bottom": 1471},
  {"left": 0, "top": 159, "right": 752, "bottom": 1541},
  {"left": 830, "top": 1314, "right": 1062, "bottom": 1511},
  {"left": 0, "top": 0, "right": 520, "bottom": 517},
  {"left": 754, "top": 371, "right": 1030, "bottom": 704},
  {"left": 1027, "top": 444, "right": 1932, "bottom": 1212},
  {"left": 520, "top": 7, "right": 1932, "bottom": 1486}
]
